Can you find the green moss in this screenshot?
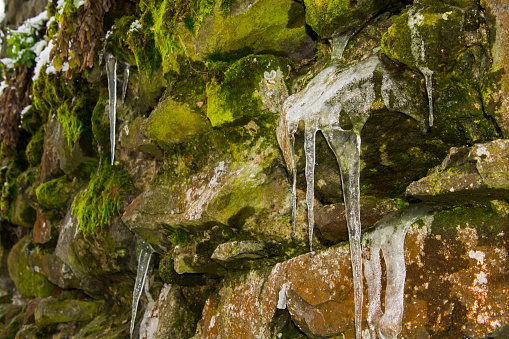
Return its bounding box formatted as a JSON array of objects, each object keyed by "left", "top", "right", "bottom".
[
  {"left": 25, "top": 124, "right": 46, "bottom": 167},
  {"left": 36, "top": 175, "right": 78, "bottom": 210},
  {"left": 143, "top": 98, "right": 210, "bottom": 147},
  {"left": 72, "top": 161, "right": 133, "bottom": 234},
  {"left": 206, "top": 54, "right": 290, "bottom": 127},
  {"left": 7, "top": 236, "right": 55, "bottom": 299},
  {"left": 0, "top": 158, "right": 22, "bottom": 221},
  {"left": 432, "top": 205, "right": 509, "bottom": 236}
]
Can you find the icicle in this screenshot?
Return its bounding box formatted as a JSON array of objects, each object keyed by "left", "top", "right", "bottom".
[
  {"left": 324, "top": 129, "right": 363, "bottom": 339},
  {"left": 304, "top": 122, "right": 318, "bottom": 251},
  {"left": 122, "top": 63, "right": 130, "bottom": 104},
  {"left": 289, "top": 133, "right": 297, "bottom": 237},
  {"left": 421, "top": 67, "right": 434, "bottom": 127},
  {"left": 331, "top": 28, "right": 359, "bottom": 62},
  {"left": 130, "top": 239, "right": 154, "bottom": 339},
  {"left": 363, "top": 205, "right": 432, "bottom": 339},
  {"left": 105, "top": 53, "right": 117, "bottom": 165},
  {"left": 98, "top": 41, "right": 106, "bottom": 66},
  {"left": 408, "top": 7, "right": 435, "bottom": 127}
]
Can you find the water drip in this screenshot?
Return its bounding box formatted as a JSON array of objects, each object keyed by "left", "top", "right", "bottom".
[
  {"left": 130, "top": 239, "right": 154, "bottom": 339},
  {"left": 122, "top": 63, "right": 130, "bottom": 104},
  {"left": 105, "top": 53, "right": 117, "bottom": 165},
  {"left": 363, "top": 205, "right": 432, "bottom": 339}
]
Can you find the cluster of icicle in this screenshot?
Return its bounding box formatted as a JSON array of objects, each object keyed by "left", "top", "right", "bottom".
[
  {"left": 276, "top": 37, "right": 430, "bottom": 337},
  {"left": 101, "top": 52, "right": 130, "bottom": 165},
  {"left": 363, "top": 205, "right": 432, "bottom": 339},
  {"left": 130, "top": 238, "right": 154, "bottom": 338}
]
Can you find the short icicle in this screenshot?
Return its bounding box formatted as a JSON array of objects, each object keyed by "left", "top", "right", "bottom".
[
  {"left": 122, "top": 63, "right": 130, "bottom": 104},
  {"left": 363, "top": 205, "right": 433, "bottom": 339},
  {"left": 422, "top": 68, "right": 434, "bottom": 127},
  {"left": 105, "top": 53, "right": 117, "bottom": 165},
  {"left": 130, "top": 239, "right": 154, "bottom": 339}
]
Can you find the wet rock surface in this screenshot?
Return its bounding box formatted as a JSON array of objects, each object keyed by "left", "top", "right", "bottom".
[{"left": 0, "top": 0, "right": 508, "bottom": 337}]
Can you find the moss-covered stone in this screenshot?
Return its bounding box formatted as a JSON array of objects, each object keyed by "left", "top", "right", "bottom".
[
  {"left": 304, "top": 0, "right": 400, "bottom": 38},
  {"left": 35, "top": 175, "right": 79, "bottom": 211},
  {"left": 25, "top": 124, "right": 46, "bottom": 167},
  {"left": 192, "top": 0, "right": 314, "bottom": 62},
  {"left": 142, "top": 99, "right": 210, "bottom": 147},
  {"left": 34, "top": 297, "right": 103, "bottom": 327},
  {"left": 206, "top": 54, "right": 291, "bottom": 127},
  {"left": 7, "top": 236, "right": 55, "bottom": 299}
]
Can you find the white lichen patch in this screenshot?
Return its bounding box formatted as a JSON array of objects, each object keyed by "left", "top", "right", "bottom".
[
  {"left": 456, "top": 226, "right": 479, "bottom": 250},
  {"left": 469, "top": 250, "right": 486, "bottom": 265}
]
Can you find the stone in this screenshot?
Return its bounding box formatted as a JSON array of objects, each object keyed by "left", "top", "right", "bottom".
[
  {"left": 141, "top": 284, "right": 211, "bottom": 339},
  {"left": 142, "top": 99, "right": 210, "bottom": 147},
  {"left": 7, "top": 236, "right": 55, "bottom": 299},
  {"left": 190, "top": 0, "right": 315, "bottom": 63},
  {"left": 33, "top": 209, "right": 57, "bottom": 244},
  {"left": 173, "top": 243, "right": 225, "bottom": 277},
  {"left": 406, "top": 139, "right": 509, "bottom": 204},
  {"left": 315, "top": 199, "right": 399, "bottom": 243},
  {"left": 481, "top": 0, "right": 509, "bottom": 137},
  {"left": 27, "top": 248, "right": 81, "bottom": 290},
  {"left": 303, "top": 0, "right": 401, "bottom": 38},
  {"left": 211, "top": 241, "right": 268, "bottom": 262},
  {"left": 196, "top": 205, "right": 509, "bottom": 338},
  {"left": 34, "top": 297, "right": 103, "bottom": 326},
  {"left": 119, "top": 117, "right": 162, "bottom": 158}
]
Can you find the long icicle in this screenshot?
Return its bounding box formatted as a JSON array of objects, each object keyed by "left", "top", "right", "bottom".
[
  {"left": 105, "top": 53, "right": 117, "bottom": 165},
  {"left": 304, "top": 123, "right": 318, "bottom": 251},
  {"left": 130, "top": 239, "right": 154, "bottom": 338},
  {"left": 325, "top": 129, "right": 363, "bottom": 339},
  {"left": 290, "top": 133, "right": 297, "bottom": 237}
]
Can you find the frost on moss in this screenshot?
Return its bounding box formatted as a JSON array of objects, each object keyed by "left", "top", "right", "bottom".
[{"left": 72, "top": 161, "right": 133, "bottom": 234}]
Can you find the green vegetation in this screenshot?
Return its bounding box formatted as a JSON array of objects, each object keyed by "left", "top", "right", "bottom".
[
  {"left": 36, "top": 175, "right": 78, "bottom": 210},
  {"left": 72, "top": 161, "right": 133, "bottom": 234},
  {"left": 25, "top": 124, "right": 45, "bottom": 167}
]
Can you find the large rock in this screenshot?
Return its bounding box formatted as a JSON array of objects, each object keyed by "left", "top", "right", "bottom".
[
  {"left": 406, "top": 139, "right": 509, "bottom": 204},
  {"left": 189, "top": 0, "right": 315, "bottom": 63},
  {"left": 7, "top": 236, "right": 55, "bottom": 299},
  {"left": 34, "top": 297, "right": 103, "bottom": 327},
  {"left": 196, "top": 204, "right": 509, "bottom": 338}
]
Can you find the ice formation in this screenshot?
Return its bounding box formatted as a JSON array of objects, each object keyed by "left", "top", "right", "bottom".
[
  {"left": 277, "top": 53, "right": 428, "bottom": 338},
  {"left": 363, "top": 205, "right": 432, "bottom": 339},
  {"left": 122, "top": 63, "right": 130, "bottom": 104},
  {"left": 408, "top": 7, "right": 434, "bottom": 127},
  {"left": 331, "top": 28, "right": 359, "bottom": 61},
  {"left": 130, "top": 239, "right": 154, "bottom": 338},
  {"left": 105, "top": 53, "right": 117, "bottom": 165}
]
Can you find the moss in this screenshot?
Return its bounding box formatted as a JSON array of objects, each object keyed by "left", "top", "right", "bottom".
[
  {"left": 206, "top": 54, "right": 290, "bottom": 127},
  {"left": 36, "top": 175, "right": 78, "bottom": 210},
  {"left": 0, "top": 158, "right": 22, "bottom": 221},
  {"left": 25, "top": 124, "right": 46, "bottom": 167},
  {"left": 142, "top": 98, "right": 210, "bottom": 147},
  {"left": 7, "top": 236, "right": 55, "bottom": 299},
  {"left": 432, "top": 205, "right": 509, "bottom": 236},
  {"left": 72, "top": 161, "right": 133, "bottom": 234}
]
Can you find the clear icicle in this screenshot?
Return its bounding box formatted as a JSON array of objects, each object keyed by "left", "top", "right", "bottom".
[
  {"left": 324, "top": 129, "right": 363, "bottom": 339},
  {"left": 363, "top": 205, "right": 433, "bottom": 339},
  {"left": 304, "top": 123, "right": 318, "bottom": 251},
  {"left": 122, "top": 63, "right": 130, "bottom": 104},
  {"left": 105, "top": 53, "right": 117, "bottom": 165},
  {"left": 290, "top": 133, "right": 297, "bottom": 237},
  {"left": 98, "top": 40, "right": 106, "bottom": 66},
  {"left": 130, "top": 239, "right": 154, "bottom": 339}
]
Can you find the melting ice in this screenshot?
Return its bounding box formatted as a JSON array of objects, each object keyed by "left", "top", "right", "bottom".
[
  {"left": 363, "top": 205, "right": 432, "bottom": 339},
  {"left": 105, "top": 53, "right": 117, "bottom": 165},
  {"left": 130, "top": 239, "right": 154, "bottom": 338},
  {"left": 277, "top": 53, "right": 428, "bottom": 339}
]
